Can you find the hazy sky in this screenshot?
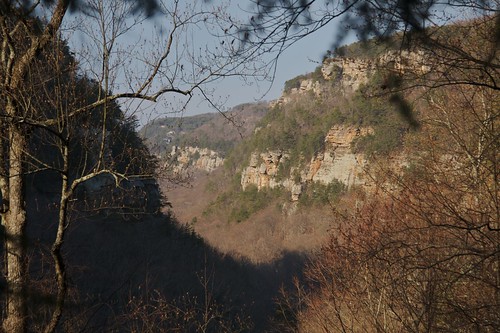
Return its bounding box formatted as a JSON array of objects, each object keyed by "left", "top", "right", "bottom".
[
  {"left": 198, "top": 20, "right": 356, "bottom": 116},
  {"left": 65, "top": 1, "right": 476, "bottom": 125},
  {"left": 179, "top": 1, "right": 357, "bottom": 117},
  {"left": 175, "top": 1, "right": 356, "bottom": 118},
  {"left": 67, "top": 1, "right": 357, "bottom": 124}
]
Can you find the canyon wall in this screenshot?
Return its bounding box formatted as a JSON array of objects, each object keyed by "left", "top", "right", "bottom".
[
  {"left": 241, "top": 50, "right": 426, "bottom": 199},
  {"left": 165, "top": 146, "right": 224, "bottom": 176},
  {"left": 240, "top": 125, "right": 374, "bottom": 200},
  {"left": 163, "top": 50, "right": 422, "bottom": 197}
]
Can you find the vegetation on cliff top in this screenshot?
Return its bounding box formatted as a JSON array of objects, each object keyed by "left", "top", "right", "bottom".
[{"left": 225, "top": 66, "right": 409, "bottom": 180}]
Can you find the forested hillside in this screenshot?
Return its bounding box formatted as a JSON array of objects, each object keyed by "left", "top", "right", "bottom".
[
  {"left": 1, "top": 1, "right": 498, "bottom": 332},
  {"left": 140, "top": 102, "right": 269, "bottom": 157},
  {"left": 147, "top": 14, "right": 500, "bottom": 332}
]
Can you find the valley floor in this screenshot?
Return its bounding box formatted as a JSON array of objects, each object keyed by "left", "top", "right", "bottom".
[{"left": 162, "top": 169, "right": 335, "bottom": 263}]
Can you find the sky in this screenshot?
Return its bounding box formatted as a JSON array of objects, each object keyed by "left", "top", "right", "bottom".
[
  {"left": 176, "top": 2, "right": 358, "bottom": 118},
  {"left": 63, "top": 0, "right": 481, "bottom": 126},
  {"left": 196, "top": 21, "right": 356, "bottom": 116},
  {"left": 66, "top": 1, "right": 357, "bottom": 125}
]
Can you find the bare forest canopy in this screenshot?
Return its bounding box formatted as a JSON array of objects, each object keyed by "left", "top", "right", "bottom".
[
  {"left": 0, "top": 1, "right": 499, "bottom": 333},
  {"left": 144, "top": 12, "right": 499, "bottom": 333}
]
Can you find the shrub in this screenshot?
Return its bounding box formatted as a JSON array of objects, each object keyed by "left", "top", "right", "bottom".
[
  {"left": 204, "top": 185, "right": 285, "bottom": 223},
  {"left": 352, "top": 125, "right": 404, "bottom": 156},
  {"left": 228, "top": 185, "right": 284, "bottom": 223},
  {"left": 299, "top": 180, "right": 346, "bottom": 207},
  {"left": 284, "top": 74, "right": 309, "bottom": 93}
]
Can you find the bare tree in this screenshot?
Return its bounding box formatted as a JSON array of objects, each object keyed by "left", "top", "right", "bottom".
[
  {"left": 0, "top": 4, "right": 71, "bottom": 332},
  {"left": 0, "top": 1, "right": 269, "bottom": 332},
  {"left": 121, "top": 263, "right": 253, "bottom": 333}
]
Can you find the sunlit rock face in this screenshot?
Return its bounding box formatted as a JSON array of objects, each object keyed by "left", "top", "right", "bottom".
[
  {"left": 241, "top": 151, "right": 288, "bottom": 191},
  {"left": 262, "top": 50, "right": 427, "bottom": 198},
  {"left": 378, "top": 50, "right": 432, "bottom": 75},
  {"left": 305, "top": 125, "right": 372, "bottom": 187},
  {"left": 170, "top": 50, "right": 422, "bottom": 197},
  {"left": 322, "top": 57, "right": 375, "bottom": 91},
  {"left": 240, "top": 126, "right": 374, "bottom": 200},
  {"left": 166, "top": 146, "right": 224, "bottom": 176},
  {"left": 271, "top": 49, "right": 431, "bottom": 108}
]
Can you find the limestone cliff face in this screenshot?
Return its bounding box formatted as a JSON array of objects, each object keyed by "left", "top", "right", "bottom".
[
  {"left": 378, "top": 49, "right": 431, "bottom": 75},
  {"left": 270, "top": 79, "right": 323, "bottom": 107},
  {"left": 240, "top": 125, "right": 373, "bottom": 200},
  {"left": 166, "top": 146, "right": 224, "bottom": 175},
  {"left": 322, "top": 57, "right": 375, "bottom": 91},
  {"left": 272, "top": 50, "right": 430, "bottom": 108},
  {"left": 241, "top": 151, "right": 292, "bottom": 191},
  {"left": 165, "top": 51, "right": 419, "bottom": 195},
  {"left": 244, "top": 56, "right": 380, "bottom": 198},
  {"left": 272, "top": 56, "right": 375, "bottom": 108},
  {"left": 251, "top": 51, "right": 427, "bottom": 198},
  {"left": 305, "top": 125, "right": 372, "bottom": 187}
]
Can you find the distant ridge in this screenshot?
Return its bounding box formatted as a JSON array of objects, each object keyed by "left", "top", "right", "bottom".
[{"left": 140, "top": 102, "right": 269, "bottom": 156}]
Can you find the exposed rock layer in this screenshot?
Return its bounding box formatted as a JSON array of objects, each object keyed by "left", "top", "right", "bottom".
[
  {"left": 240, "top": 126, "right": 374, "bottom": 200},
  {"left": 166, "top": 146, "right": 224, "bottom": 176}
]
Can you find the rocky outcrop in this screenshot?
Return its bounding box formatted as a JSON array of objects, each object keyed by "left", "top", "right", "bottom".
[
  {"left": 270, "top": 79, "right": 323, "bottom": 107},
  {"left": 271, "top": 57, "right": 375, "bottom": 108},
  {"left": 240, "top": 125, "right": 374, "bottom": 200},
  {"left": 241, "top": 151, "right": 291, "bottom": 191},
  {"left": 322, "top": 50, "right": 431, "bottom": 90},
  {"left": 271, "top": 49, "right": 432, "bottom": 108},
  {"left": 255, "top": 50, "right": 430, "bottom": 197},
  {"left": 305, "top": 126, "right": 372, "bottom": 187},
  {"left": 166, "top": 146, "right": 224, "bottom": 175},
  {"left": 322, "top": 57, "right": 375, "bottom": 91},
  {"left": 294, "top": 79, "right": 323, "bottom": 96},
  {"left": 245, "top": 51, "right": 428, "bottom": 196},
  {"left": 378, "top": 50, "right": 431, "bottom": 75}
]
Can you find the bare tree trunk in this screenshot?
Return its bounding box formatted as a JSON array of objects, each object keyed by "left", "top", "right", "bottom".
[
  {"left": 1, "top": 3, "right": 70, "bottom": 331},
  {"left": 44, "top": 145, "right": 70, "bottom": 333},
  {"left": 2, "top": 123, "right": 27, "bottom": 333}
]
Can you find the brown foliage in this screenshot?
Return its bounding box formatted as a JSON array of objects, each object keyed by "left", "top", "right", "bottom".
[{"left": 275, "top": 81, "right": 499, "bottom": 332}]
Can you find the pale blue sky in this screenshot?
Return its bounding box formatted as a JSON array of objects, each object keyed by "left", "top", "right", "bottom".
[
  {"left": 176, "top": 1, "right": 477, "bottom": 119},
  {"left": 192, "top": 21, "right": 356, "bottom": 116},
  {"left": 64, "top": 0, "right": 477, "bottom": 125},
  {"left": 176, "top": 1, "right": 357, "bottom": 117},
  {"left": 66, "top": 1, "right": 357, "bottom": 124},
  {"left": 182, "top": 1, "right": 358, "bottom": 117}
]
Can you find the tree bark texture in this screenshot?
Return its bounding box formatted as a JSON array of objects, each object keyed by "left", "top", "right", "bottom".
[
  {"left": 2, "top": 124, "right": 27, "bottom": 333},
  {"left": 1, "top": 2, "right": 70, "bottom": 331}
]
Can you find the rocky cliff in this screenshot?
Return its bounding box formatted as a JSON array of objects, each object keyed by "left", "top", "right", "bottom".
[
  {"left": 241, "top": 151, "right": 290, "bottom": 190},
  {"left": 240, "top": 125, "right": 374, "bottom": 200},
  {"left": 322, "top": 57, "right": 375, "bottom": 91},
  {"left": 272, "top": 49, "right": 430, "bottom": 108},
  {"left": 165, "top": 145, "right": 224, "bottom": 176},
  {"left": 240, "top": 49, "right": 426, "bottom": 200},
  {"left": 157, "top": 50, "right": 419, "bottom": 199},
  {"left": 304, "top": 125, "right": 372, "bottom": 186}
]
